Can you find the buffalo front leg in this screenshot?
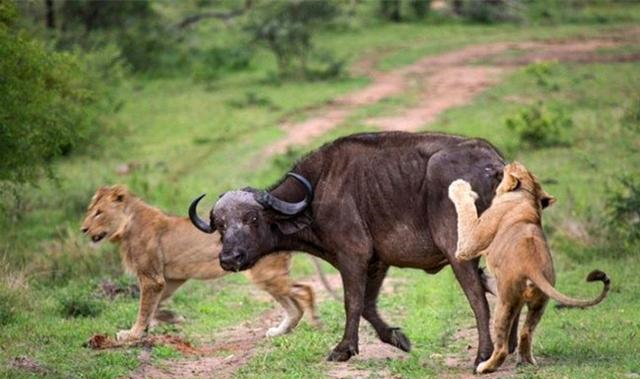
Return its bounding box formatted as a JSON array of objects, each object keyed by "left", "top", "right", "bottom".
[
  {"left": 362, "top": 261, "right": 411, "bottom": 353},
  {"left": 327, "top": 260, "right": 367, "bottom": 362},
  {"left": 449, "top": 258, "right": 493, "bottom": 366}
]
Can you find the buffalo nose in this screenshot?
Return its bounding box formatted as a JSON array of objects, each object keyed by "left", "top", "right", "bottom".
[{"left": 220, "top": 250, "right": 245, "bottom": 271}]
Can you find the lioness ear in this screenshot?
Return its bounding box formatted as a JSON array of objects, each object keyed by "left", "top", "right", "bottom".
[
  {"left": 110, "top": 185, "right": 128, "bottom": 203},
  {"left": 503, "top": 173, "right": 520, "bottom": 192},
  {"left": 540, "top": 192, "right": 556, "bottom": 209}
]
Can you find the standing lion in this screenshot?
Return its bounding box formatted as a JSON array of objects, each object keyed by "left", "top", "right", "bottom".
[
  {"left": 448, "top": 162, "right": 610, "bottom": 374},
  {"left": 81, "top": 185, "right": 319, "bottom": 341}
]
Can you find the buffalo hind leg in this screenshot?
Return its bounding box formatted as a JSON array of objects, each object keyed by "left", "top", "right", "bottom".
[
  {"left": 449, "top": 258, "right": 493, "bottom": 366},
  {"left": 362, "top": 261, "right": 411, "bottom": 352},
  {"left": 327, "top": 258, "right": 367, "bottom": 362}
]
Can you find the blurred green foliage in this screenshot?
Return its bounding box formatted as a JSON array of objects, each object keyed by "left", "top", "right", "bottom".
[
  {"left": 0, "top": 2, "right": 123, "bottom": 187},
  {"left": 506, "top": 101, "right": 573, "bottom": 149},
  {"left": 56, "top": 281, "right": 105, "bottom": 318},
  {"left": 245, "top": 0, "right": 343, "bottom": 80}
]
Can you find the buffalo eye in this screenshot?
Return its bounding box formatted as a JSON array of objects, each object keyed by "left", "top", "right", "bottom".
[{"left": 242, "top": 212, "right": 258, "bottom": 225}]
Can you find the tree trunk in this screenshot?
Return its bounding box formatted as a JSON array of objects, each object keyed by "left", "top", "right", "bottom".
[{"left": 45, "top": 0, "right": 55, "bottom": 29}]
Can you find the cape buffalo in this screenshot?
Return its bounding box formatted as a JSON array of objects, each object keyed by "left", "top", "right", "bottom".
[{"left": 190, "top": 131, "right": 506, "bottom": 366}]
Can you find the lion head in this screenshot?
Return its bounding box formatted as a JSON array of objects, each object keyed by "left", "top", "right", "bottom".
[
  {"left": 496, "top": 161, "right": 556, "bottom": 209},
  {"left": 81, "top": 185, "right": 132, "bottom": 243}
]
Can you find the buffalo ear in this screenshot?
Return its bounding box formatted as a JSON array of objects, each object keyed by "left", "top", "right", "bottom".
[
  {"left": 270, "top": 212, "right": 312, "bottom": 235},
  {"left": 540, "top": 192, "right": 556, "bottom": 209}
]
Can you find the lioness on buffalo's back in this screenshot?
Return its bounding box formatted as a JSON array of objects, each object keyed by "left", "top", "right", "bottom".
[
  {"left": 81, "top": 185, "right": 319, "bottom": 342},
  {"left": 190, "top": 131, "right": 507, "bottom": 365},
  {"left": 449, "top": 162, "right": 610, "bottom": 374}
]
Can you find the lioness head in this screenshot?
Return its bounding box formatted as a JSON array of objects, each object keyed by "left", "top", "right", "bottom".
[
  {"left": 81, "top": 185, "right": 131, "bottom": 243},
  {"left": 496, "top": 162, "right": 556, "bottom": 209}
]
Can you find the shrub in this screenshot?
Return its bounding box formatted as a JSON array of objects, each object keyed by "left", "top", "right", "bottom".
[
  {"left": 452, "top": 0, "right": 522, "bottom": 23},
  {"left": 524, "top": 61, "right": 560, "bottom": 90},
  {"left": 0, "top": 285, "right": 18, "bottom": 326},
  {"left": 245, "top": 0, "right": 342, "bottom": 80},
  {"left": 193, "top": 46, "right": 254, "bottom": 81},
  {"left": 0, "top": 2, "right": 123, "bottom": 187},
  {"left": 505, "top": 102, "right": 573, "bottom": 149},
  {"left": 622, "top": 95, "right": 640, "bottom": 132},
  {"left": 57, "top": 282, "right": 105, "bottom": 318}
]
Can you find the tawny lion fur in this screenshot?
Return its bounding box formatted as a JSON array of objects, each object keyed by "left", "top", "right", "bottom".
[
  {"left": 82, "top": 185, "right": 318, "bottom": 342},
  {"left": 448, "top": 161, "right": 610, "bottom": 374}
]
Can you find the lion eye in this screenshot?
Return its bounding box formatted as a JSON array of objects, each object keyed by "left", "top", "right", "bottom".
[{"left": 94, "top": 209, "right": 102, "bottom": 218}]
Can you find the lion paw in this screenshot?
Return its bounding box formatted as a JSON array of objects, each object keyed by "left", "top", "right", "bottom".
[
  {"left": 448, "top": 180, "right": 478, "bottom": 204},
  {"left": 116, "top": 329, "right": 142, "bottom": 342},
  {"left": 476, "top": 360, "right": 496, "bottom": 374}
]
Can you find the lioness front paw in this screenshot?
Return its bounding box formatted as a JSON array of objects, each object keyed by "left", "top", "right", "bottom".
[
  {"left": 448, "top": 180, "right": 478, "bottom": 204},
  {"left": 266, "top": 326, "right": 287, "bottom": 338},
  {"left": 116, "top": 329, "right": 142, "bottom": 342}
]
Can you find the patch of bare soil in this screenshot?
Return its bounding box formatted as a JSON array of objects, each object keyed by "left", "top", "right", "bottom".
[
  {"left": 7, "top": 356, "right": 50, "bottom": 376},
  {"left": 440, "top": 305, "right": 552, "bottom": 379},
  {"left": 116, "top": 272, "right": 408, "bottom": 379},
  {"left": 125, "top": 309, "right": 282, "bottom": 379},
  {"left": 263, "top": 31, "right": 640, "bottom": 157}
]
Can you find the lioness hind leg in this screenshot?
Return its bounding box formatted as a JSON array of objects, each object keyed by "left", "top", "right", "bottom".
[
  {"left": 477, "top": 300, "right": 521, "bottom": 374},
  {"left": 267, "top": 295, "right": 303, "bottom": 337},
  {"left": 117, "top": 274, "right": 165, "bottom": 341},
  {"left": 518, "top": 301, "right": 547, "bottom": 366},
  {"left": 150, "top": 279, "right": 187, "bottom": 328},
  {"left": 291, "top": 283, "right": 320, "bottom": 327}
]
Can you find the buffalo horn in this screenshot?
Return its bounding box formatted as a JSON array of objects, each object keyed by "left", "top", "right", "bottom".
[
  {"left": 259, "top": 172, "right": 313, "bottom": 215},
  {"left": 189, "top": 194, "right": 214, "bottom": 234}
]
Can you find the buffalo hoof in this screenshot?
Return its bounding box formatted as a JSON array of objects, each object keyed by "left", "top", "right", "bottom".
[
  {"left": 389, "top": 328, "right": 411, "bottom": 352},
  {"left": 327, "top": 342, "right": 358, "bottom": 362}
]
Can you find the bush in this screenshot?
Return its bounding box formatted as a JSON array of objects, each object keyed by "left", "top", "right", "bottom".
[
  {"left": 0, "top": 286, "right": 19, "bottom": 326},
  {"left": 622, "top": 95, "right": 640, "bottom": 132},
  {"left": 193, "top": 45, "right": 254, "bottom": 81},
  {"left": 57, "top": 282, "right": 105, "bottom": 318},
  {"left": 0, "top": 3, "right": 123, "bottom": 187},
  {"left": 524, "top": 61, "right": 560, "bottom": 90},
  {"left": 505, "top": 102, "right": 573, "bottom": 149},
  {"left": 245, "top": 0, "right": 343, "bottom": 80},
  {"left": 452, "top": 0, "right": 522, "bottom": 23}
]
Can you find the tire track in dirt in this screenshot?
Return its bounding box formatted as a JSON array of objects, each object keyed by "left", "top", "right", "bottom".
[{"left": 263, "top": 29, "right": 640, "bottom": 157}]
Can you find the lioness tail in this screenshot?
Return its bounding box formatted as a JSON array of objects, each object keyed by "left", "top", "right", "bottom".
[{"left": 529, "top": 270, "right": 610, "bottom": 309}]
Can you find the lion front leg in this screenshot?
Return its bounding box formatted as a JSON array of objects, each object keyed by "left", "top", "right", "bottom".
[
  {"left": 117, "top": 274, "right": 165, "bottom": 341},
  {"left": 448, "top": 179, "right": 482, "bottom": 261}
]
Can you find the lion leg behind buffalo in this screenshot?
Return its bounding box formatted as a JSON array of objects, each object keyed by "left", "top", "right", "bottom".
[{"left": 247, "top": 253, "right": 317, "bottom": 337}]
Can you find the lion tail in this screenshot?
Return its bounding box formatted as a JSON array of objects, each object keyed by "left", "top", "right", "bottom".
[
  {"left": 528, "top": 270, "right": 610, "bottom": 309},
  {"left": 311, "top": 257, "right": 339, "bottom": 300}
]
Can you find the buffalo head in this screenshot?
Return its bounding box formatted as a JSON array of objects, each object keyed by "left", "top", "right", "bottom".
[{"left": 189, "top": 172, "right": 313, "bottom": 271}]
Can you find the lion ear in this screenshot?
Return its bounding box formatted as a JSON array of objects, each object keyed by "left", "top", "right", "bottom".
[
  {"left": 110, "top": 185, "right": 128, "bottom": 203},
  {"left": 540, "top": 192, "right": 556, "bottom": 209},
  {"left": 503, "top": 173, "right": 520, "bottom": 192}
]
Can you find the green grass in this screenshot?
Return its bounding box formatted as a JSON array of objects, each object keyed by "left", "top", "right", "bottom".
[{"left": 2, "top": 7, "right": 640, "bottom": 379}]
